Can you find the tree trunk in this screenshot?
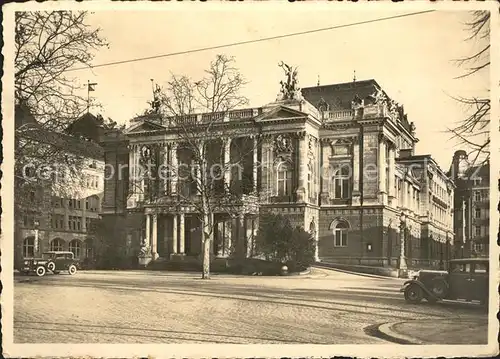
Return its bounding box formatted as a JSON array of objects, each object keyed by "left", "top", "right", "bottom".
[
  {"left": 202, "top": 234, "right": 211, "bottom": 279},
  {"left": 201, "top": 205, "right": 212, "bottom": 279}
]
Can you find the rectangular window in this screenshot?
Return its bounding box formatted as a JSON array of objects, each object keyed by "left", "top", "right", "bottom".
[
  {"left": 475, "top": 226, "right": 481, "bottom": 237},
  {"left": 474, "top": 191, "right": 481, "bottom": 202},
  {"left": 475, "top": 208, "right": 481, "bottom": 219},
  {"left": 334, "top": 229, "right": 348, "bottom": 247}
]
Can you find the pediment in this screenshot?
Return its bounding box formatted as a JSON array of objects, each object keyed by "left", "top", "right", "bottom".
[
  {"left": 254, "top": 105, "right": 307, "bottom": 122},
  {"left": 125, "top": 120, "right": 165, "bottom": 134}
]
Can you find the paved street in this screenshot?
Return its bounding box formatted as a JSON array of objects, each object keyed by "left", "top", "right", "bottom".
[{"left": 14, "top": 268, "right": 487, "bottom": 344}]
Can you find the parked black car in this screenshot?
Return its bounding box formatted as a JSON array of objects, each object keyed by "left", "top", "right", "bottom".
[
  {"left": 400, "top": 258, "right": 489, "bottom": 305},
  {"left": 21, "top": 251, "right": 79, "bottom": 276}
]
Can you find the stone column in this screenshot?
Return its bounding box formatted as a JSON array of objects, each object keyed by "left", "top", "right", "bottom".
[
  {"left": 129, "top": 145, "right": 135, "bottom": 194},
  {"left": 151, "top": 214, "right": 158, "bottom": 259},
  {"left": 145, "top": 213, "right": 151, "bottom": 247},
  {"left": 297, "top": 134, "right": 308, "bottom": 202},
  {"left": 388, "top": 143, "right": 396, "bottom": 205},
  {"left": 352, "top": 138, "right": 361, "bottom": 205},
  {"left": 179, "top": 213, "right": 185, "bottom": 254},
  {"left": 224, "top": 138, "right": 231, "bottom": 192},
  {"left": 378, "top": 137, "right": 387, "bottom": 205},
  {"left": 163, "top": 143, "right": 169, "bottom": 195},
  {"left": 253, "top": 136, "right": 258, "bottom": 193},
  {"left": 171, "top": 143, "right": 178, "bottom": 194},
  {"left": 172, "top": 214, "right": 178, "bottom": 254}
]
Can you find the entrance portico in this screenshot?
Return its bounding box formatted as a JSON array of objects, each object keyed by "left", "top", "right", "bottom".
[{"left": 142, "top": 209, "right": 258, "bottom": 260}]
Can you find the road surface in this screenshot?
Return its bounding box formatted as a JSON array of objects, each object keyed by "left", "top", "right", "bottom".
[{"left": 13, "top": 268, "right": 487, "bottom": 344}]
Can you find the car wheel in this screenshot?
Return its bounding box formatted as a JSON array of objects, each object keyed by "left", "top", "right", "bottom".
[
  {"left": 404, "top": 284, "right": 423, "bottom": 304},
  {"left": 35, "top": 266, "right": 46, "bottom": 277},
  {"left": 47, "top": 261, "right": 56, "bottom": 272},
  {"left": 430, "top": 278, "right": 449, "bottom": 299},
  {"left": 68, "top": 264, "right": 77, "bottom": 275}
]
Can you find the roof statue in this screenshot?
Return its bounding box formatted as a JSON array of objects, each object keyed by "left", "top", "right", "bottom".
[
  {"left": 410, "top": 122, "right": 416, "bottom": 136},
  {"left": 278, "top": 61, "right": 302, "bottom": 101}
]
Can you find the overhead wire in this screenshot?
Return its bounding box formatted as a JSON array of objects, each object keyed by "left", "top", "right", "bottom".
[{"left": 65, "top": 10, "right": 435, "bottom": 73}]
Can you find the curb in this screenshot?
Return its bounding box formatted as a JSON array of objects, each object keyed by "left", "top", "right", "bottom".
[
  {"left": 313, "top": 264, "right": 405, "bottom": 281},
  {"left": 377, "top": 322, "right": 423, "bottom": 345}
]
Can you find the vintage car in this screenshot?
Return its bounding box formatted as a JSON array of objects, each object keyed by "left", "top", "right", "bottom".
[
  {"left": 21, "top": 251, "right": 79, "bottom": 276},
  {"left": 400, "top": 258, "right": 489, "bottom": 305}
]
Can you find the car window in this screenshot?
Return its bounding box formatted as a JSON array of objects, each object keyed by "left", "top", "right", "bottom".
[
  {"left": 56, "top": 254, "right": 65, "bottom": 259},
  {"left": 474, "top": 263, "right": 489, "bottom": 274},
  {"left": 451, "top": 263, "right": 471, "bottom": 273}
]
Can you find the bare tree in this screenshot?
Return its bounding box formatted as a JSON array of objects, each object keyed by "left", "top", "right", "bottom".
[
  {"left": 140, "top": 54, "right": 257, "bottom": 279},
  {"left": 15, "top": 11, "right": 107, "bottom": 129},
  {"left": 14, "top": 11, "right": 108, "bottom": 265},
  {"left": 448, "top": 11, "right": 491, "bottom": 165},
  {"left": 15, "top": 11, "right": 107, "bottom": 201}
]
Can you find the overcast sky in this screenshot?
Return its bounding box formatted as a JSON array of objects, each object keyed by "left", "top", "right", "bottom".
[{"left": 74, "top": 9, "right": 489, "bottom": 170}]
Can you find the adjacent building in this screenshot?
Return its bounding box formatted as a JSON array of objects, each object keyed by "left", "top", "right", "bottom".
[
  {"left": 14, "top": 106, "right": 105, "bottom": 267},
  {"left": 449, "top": 150, "right": 490, "bottom": 258},
  {"left": 102, "top": 78, "right": 455, "bottom": 269}
]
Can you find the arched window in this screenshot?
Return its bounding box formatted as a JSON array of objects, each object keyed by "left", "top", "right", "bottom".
[
  {"left": 23, "top": 237, "right": 35, "bottom": 258},
  {"left": 277, "top": 162, "right": 293, "bottom": 196},
  {"left": 334, "top": 222, "right": 349, "bottom": 247},
  {"left": 50, "top": 238, "right": 64, "bottom": 251},
  {"left": 331, "top": 166, "right": 351, "bottom": 199},
  {"left": 69, "top": 239, "right": 82, "bottom": 258}
]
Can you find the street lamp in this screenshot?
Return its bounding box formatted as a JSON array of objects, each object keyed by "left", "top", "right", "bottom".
[
  {"left": 33, "top": 219, "right": 40, "bottom": 255},
  {"left": 439, "top": 236, "right": 444, "bottom": 270},
  {"left": 399, "top": 212, "right": 407, "bottom": 270}
]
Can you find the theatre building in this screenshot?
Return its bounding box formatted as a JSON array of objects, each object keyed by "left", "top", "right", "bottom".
[{"left": 101, "top": 79, "right": 455, "bottom": 269}]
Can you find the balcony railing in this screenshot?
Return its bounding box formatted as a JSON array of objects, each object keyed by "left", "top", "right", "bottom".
[
  {"left": 168, "top": 108, "right": 260, "bottom": 126},
  {"left": 322, "top": 109, "right": 354, "bottom": 122}
]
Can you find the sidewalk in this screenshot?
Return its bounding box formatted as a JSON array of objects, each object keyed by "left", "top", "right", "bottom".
[
  {"left": 315, "top": 261, "right": 434, "bottom": 279},
  {"left": 379, "top": 318, "right": 489, "bottom": 345}
]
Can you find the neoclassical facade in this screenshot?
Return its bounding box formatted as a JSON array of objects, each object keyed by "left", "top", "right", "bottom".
[{"left": 101, "top": 79, "right": 455, "bottom": 268}]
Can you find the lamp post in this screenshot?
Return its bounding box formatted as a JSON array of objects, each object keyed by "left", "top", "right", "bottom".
[
  {"left": 33, "top": 219, "right": 40, "bottom": 256},
  {"left": 399, "top": 212, "right": 407, "bottom": 270},
  {"left": 439, "top": 236, "right": 444, "bottom": 270}
]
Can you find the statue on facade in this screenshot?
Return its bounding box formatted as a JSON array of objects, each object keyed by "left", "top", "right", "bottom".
[
  {"left": 351, "top": 94, "right": 363, "bottom": 109},
  {"left": 368, "top": 86, "right": 388, "bottom": 105},
  {"left": 278, "top": 61, "right": 301, "bottom": 101},
  {"left": 410, "top": 122, "right": 416, "bottom": 136}
]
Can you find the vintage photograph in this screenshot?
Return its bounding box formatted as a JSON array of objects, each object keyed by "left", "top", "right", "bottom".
[{"left": 2, "top": 2, "right": 498, "bottom": 358}]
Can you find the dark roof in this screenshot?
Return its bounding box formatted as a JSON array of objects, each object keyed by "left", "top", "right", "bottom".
[
  {"left": 65, "top": 112, "right": 105, "bottom": 142},
  {"left": 302, "top": 79, "right": 381, "bottom": 111},
  {"left": 301, "top": 79, "right": 412, "bottom": 132},
  {"left": 17, "top": 123, "right": 104, "bottom": 160},
  {"left": 15, "top": 105, "right": 104, "bottom": 160},
  {"left": 465, "top": 162, "right": 489, "bottom": 179}
]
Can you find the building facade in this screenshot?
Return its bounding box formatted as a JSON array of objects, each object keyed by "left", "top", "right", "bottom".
[
  {"left": 15, "top": 107, "right": 105, "bottom": 267},
  {"left": 102, "top": 79, "right": 455, "bottom": 269},
  {"left": 449, "top": 150, "right": 490, "bottom": 258}
]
